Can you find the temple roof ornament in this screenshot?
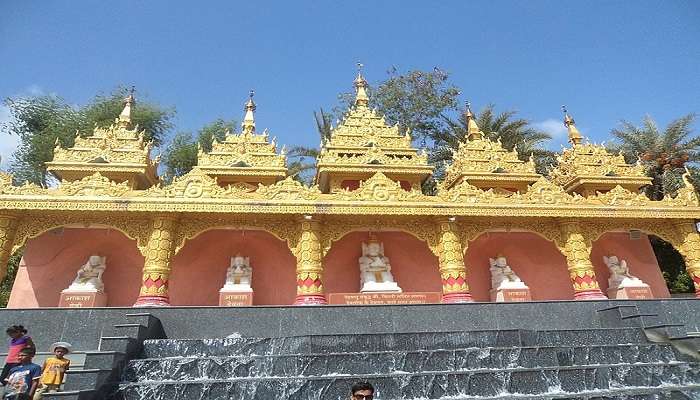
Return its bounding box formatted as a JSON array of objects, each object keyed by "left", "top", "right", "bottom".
[
  {"left": 315, "top": 67, "right": 433, "bottom": 193},
  {"left": 196, "top": 91, "right": 287, "bottom": 187},
  {"left": 440, "top": 102, "right": 540, "bottom": 193},
  {"left": 45, "top": 89, "right": 159, "bottom": 190},
  {"left": 549, "top": 108, "right": 651, "bottom": 196}
]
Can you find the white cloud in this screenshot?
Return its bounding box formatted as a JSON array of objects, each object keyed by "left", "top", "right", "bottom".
[{"left": 0, "top": 104, "right": 19, "bottom": 170}]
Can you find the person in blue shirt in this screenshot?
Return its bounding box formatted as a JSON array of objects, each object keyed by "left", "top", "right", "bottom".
[{"left": 4, "top": 348, "right": 41, "bottom": 400}]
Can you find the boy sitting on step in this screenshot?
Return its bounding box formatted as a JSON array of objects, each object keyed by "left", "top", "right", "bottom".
[{"left": 32, "top": 342, "right": 71, "bottom": 400}]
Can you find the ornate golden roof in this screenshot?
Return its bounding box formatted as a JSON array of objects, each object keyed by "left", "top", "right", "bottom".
[
  {"left": 315, "top": 67, "right": 433, "bottom": 192},
  {"left": 441, "top": 103, "right": 540, "bottom": 192},
  {"left": 196, "top": 91, "right": 287, "bottom": 188},
  {"left": 45, "top": 90, "right": 158, "bottom": 190},
  {"left": 549, "top": 108, "right": 651, "bottom": 196}
]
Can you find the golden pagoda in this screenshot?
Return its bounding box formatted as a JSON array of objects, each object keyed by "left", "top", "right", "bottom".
[
  {"left": 46, "top": 90, "right": 158, "bottom": 189},
  {"left": 550, "top": 107, "right": 652, "bottom": 196},
  {"left": 441, "top": 102, "right": 540, "bottom": 193},
  {"left": 197, "top": 91, "right": 287, "bottom": 188},
  {"left": 314, "top": 67, "right": 433, "bottom": 192}
]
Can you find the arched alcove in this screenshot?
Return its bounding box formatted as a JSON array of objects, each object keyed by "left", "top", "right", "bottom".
[
  {"left": 7, "top": 227, "right": 144, "bottom": 307},
  {"left": 323, "top": 231, "right": 442, "bottom": 294},
  {"left": 169, "top": 229, "right": 296, "bottom": 306},
  {"left": 466, "top": 231, "right": 573, "bottom": 301},
  {"left": 591, "top": 231, "right": 671, "bottom": 298}
]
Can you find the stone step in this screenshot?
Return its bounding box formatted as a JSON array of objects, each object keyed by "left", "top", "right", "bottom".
[
  {"left": 124, "top": 344, "right": 678, "bottom": 382},
  {"left": 116, "top": 362, "right": 699, "bottom": 399},
  {"left": 142, "top": 328, "right": 648, "bottom": 358}
]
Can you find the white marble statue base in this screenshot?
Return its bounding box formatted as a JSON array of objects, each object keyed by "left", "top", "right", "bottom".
[
  {"left": 220, "top": 285, "right": 253, "bottom": 293},
  {"left": 360, "top": 281, "right": 402, "bottom": 293},
  {"left": 490, "top": 286, "right": 531, "bottom": 302},
  {"left": 607, "top": 284, "right": 653, "bottom": 299}
]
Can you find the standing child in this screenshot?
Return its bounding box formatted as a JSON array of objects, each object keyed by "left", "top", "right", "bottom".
[
  {"left": 1, "top": 327, "right": 35, "bottom": 386},
  {"left": 32, "top": 342, "right": 71, "bottom": 400},
  {"left": 3, "top": 348, "right": 41, "bottom": 400}
]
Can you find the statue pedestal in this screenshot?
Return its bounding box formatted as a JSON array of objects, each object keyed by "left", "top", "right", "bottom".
[
  {"left": 607, "top": 285, "right": 653, "bottom": 299},
  {"left": 59, "top": 291, "right": 107, "bottom": 308},
  {"left": 490, "top": 287, "right": 531, "bottom": 302},
  {"left": 360, "top": 281, "right": 402, "bottom": 293},
  {"left": 219, "top": 288, "right": 253, "bottom": 306}
]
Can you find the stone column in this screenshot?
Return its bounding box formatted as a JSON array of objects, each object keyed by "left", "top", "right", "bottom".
[
  {"left": 559, "top": 221, "right": 607, "bottom": 300},
  {"left": 436, "top": 218, "right": 472, "bottom": 303},
  {"left": 133, "top": 215, "right": 177, "bottom": 307},
  {"left": 293, "top": 218, "right": 326, "bottom": 305},
  {"left": 0, "top": 214, "right": 18, "bottom": 283},
  {"left": 674, "top": 221, "right": 700, "bottom": 298}
]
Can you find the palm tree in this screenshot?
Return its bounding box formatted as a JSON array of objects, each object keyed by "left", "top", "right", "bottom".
[
  {"left": 610, "top": 113, "right": 699, "bottom": 200},
  {"left": 430, "top": 104, "right": 555, "bottom": 177},
  {"left": 287, "top": 108, "right": 333, "bottom": 184}
]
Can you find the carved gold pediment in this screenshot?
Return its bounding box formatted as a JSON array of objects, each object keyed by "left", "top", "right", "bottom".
[
  {"left": 53, "top": 172, "right": 131, "bottom": 197},
  {"left": 437, "top": 180, "right": 495, "bottom": 203},
  {"left": 550, "top": 143, "right": 649, "bottom": 185},
  {"left": 333, "top": 172, "right": 427, "bottom": 202},
  {"left": 141, "top": 168, "right": 242, "bottom": 199},
  {"left": 514, "top": 177, "right": 584, "bottom": 205},
  {"left": 255, "top": 177, "right": 321, "bottom": 201},
  {"left": 589, "top": 185, "right": 650, "bottom": 206}
]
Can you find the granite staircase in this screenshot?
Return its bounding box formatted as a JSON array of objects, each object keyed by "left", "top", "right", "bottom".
[{"left": 112, "top": 327, "right": 700, "bottom": 400}]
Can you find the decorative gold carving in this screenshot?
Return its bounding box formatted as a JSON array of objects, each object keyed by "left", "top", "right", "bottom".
[
  {"left": 294, "top": 219, "right": 324, "bottom": 296},
  {"left": 0, "top": 214, "right": 18, "bottom": 282},
  {"left": 54, "top": 173, "right": 131, "bottom": 197},
  {"left": 672, "top": 221, "right": 700, "bottom": 295},
  {"left": 135, "top": 216, "right": 177, "bottom": 304},
  {"left": 436, "top": 219, "right": 469, "bottom": 294},
  {"left": 334, "top": 172, "right": 426, "bottom": 202},
  {"left": 255, "top": 177, "right": 321, "bottom": 201},
  {"left": 662, "top": 170, "right": 700, "bottom": 207},
  {"left": 590, "top": 185, "right": 651, "bottom": 206},
  {"left": 559, "top": 221, "right": 603, "bottom": 295},
  {"left": 514, "top": 177, "right": 584, "bottom": 205}
]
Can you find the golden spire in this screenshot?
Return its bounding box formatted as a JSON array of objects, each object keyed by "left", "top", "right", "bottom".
[
  {"left": 242, "top": 90, "right": 256, "bottom": 134},
  {"left": 353, "top": 62, "right": 369, "bottom": 107},
  {"left": 465, "top": 101, "right": 482, "bottom": 140},
  {"left": 562, "top": 105, "right": 582, "bottom": 146},
  {"left": 117, "top": 86, "right": 135, "bottom": 129}
]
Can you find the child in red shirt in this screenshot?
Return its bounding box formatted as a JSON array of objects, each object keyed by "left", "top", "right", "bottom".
[{"left": 1, "top": 326, "right": 36, "bottom": 386}]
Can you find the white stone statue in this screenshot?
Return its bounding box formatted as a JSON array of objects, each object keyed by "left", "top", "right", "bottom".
[
  {"left": 65, "top": 255, "right": 107, "bottom": 292},
  {"left": 603, "top": 255, "right": 645, "bottom": 289},
  {"left": 489, "top": 256, "right": 527, "bottom": 290},
  {"left": 222, "top": 254, "right": 252, "bottom": 291},
  {"left": 358, "top": 236, "right": 401, "bottom": 293}
]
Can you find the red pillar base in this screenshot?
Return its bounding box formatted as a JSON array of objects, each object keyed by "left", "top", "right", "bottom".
[
  {"left": 133, "top": 295, "right": 171, "bottom": 307},
  {"left": 441, "top": 292, "right": 474, "bottom": 303},
  {"left": 573, "top": 289, "right": 607, "bottom": 300},
  {"left": 293, "top": 294, "right": 327, "bottom": 305}
]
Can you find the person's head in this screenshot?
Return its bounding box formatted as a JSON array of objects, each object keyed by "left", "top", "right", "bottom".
[
  {"left": 17, "top": 348, "right": 34, "bottom": 364},
  {"left": 350, "top": 382, "right": 374, "bottom": 400},
  {"left": 6, "top": 325, "right": 27, "bottom": 339},
  {"left": 54, "top": 346, "right": 68, "bottom": 359}
]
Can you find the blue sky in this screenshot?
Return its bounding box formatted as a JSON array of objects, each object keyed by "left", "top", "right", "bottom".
[{"left": 1, "top": 1, "right": 699, "bottom": 168}]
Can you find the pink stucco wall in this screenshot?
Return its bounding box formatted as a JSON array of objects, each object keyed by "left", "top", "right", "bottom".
[
  {"left": 466, "top": 232, "right": 575, "bottom": 301},
  {"left": 591, "top": 232, "right": 670, "bottom": 298},
  {"left": 324, "top": 231, "right": 443, "bottom": 294},
  {"left": 168, "top": 229, "right": 297, "bottom": 306},
  {"left": 7, "top": 228, "right": 144, "bottom": 308}
]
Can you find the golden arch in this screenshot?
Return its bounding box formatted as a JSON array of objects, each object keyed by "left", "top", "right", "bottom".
[{"left": 172, "top": 224, "right": 295, "bottom": 256}]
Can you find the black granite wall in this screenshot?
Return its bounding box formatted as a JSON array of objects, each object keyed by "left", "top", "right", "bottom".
[{"left": 0, "top": 299, "right": 697, "bottom": 352}]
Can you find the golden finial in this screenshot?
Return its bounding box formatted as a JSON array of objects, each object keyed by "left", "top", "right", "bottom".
[
  {"left": 465, "top": 101, "right": 482, "bottom": 140},
  {"left": 117, "top": 86, "right": 135, "bottom": 129},
  {"left": 562, "top": 105, "right": 582, "bottom": 146},
  {"left": 353, "top": 62, "right": 369, "bottom": 107},
  {"left": 242, "top": 90, "right": 256, "bottom": 134}
]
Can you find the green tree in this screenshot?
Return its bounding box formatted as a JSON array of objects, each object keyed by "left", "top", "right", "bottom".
[
  {"left": 3, "top": 87, "right": 174, "bottom": 187},
  {"left": 610, "top": 114, "right": 699, "bottom": 200},
  {"left": 0, "top": 249, "right": 22, "bottom": 307},
  {"left": 160, "top": 119, "right": 235, "bottom": 182},
  {"left": 287, "top": 109, "right": 332, "bottom": 184},
  {"left": 431, "top": 104, "right": 555, "bottom": 177}
]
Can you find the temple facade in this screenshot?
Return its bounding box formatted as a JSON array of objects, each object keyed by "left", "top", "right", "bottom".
[{"left": 1, "top": 71, "right": 699, "bottom": 308}]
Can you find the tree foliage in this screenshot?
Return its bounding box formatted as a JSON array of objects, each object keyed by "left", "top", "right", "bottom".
[
  {"left": 160, "top": 119, "right": 235, "bottom": 182},
  {"left": 610, "top": 114, "right": 699, "bottom": 200},
  {"left": 287, "top": 109, "right": 332, "bottom": 183},
  {"left": 2, "top": 87, "right": 173, "bottom": 187}
]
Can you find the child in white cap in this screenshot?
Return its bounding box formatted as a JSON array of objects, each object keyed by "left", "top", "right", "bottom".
[{"left": 32, "top": 342, "right": 71, "bottom": 399}]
